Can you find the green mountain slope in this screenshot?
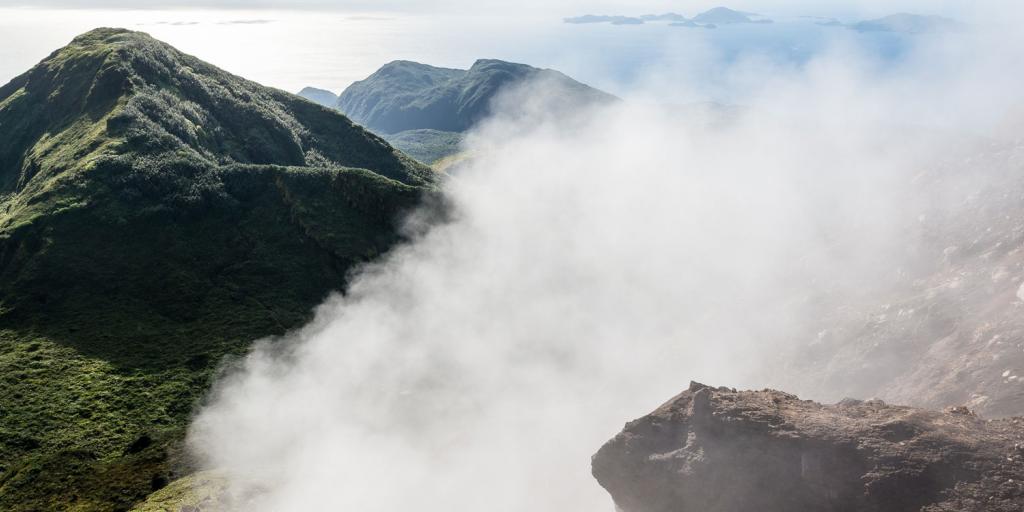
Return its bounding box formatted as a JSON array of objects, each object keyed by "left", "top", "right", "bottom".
[
  {"left": 330, "top": 59, "right": 615, "bottom": 164},
  {"left": 380, "top": 128, "right": 465, "bottom": 165},
  {"left": 337, "top": 59, "right": 614, "bottom": 134},
  {"left": 0, "top": 28, "right": 435, "bottom": 511}
]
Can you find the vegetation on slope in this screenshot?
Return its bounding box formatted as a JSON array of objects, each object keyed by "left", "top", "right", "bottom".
[
  {"left": 129, "top": 472, "right": 230, "bottom": 512},
  {"left": 336, "top": 60, "right": 462, "bottom": 133},
  {"left": 0, "top": 27, "right": 436, "bottom": 511},
  {"left": 382, "top": 128, "right": 464, "bottom": 164},
  {"left": 329, "top": 58, "right": 614, "bottom": 164},
  {"left": 337, "top": 58, "right": 615, "bottom": 134}
]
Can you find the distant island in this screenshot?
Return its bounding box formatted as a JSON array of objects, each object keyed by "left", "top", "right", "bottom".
[
  {"left": 564, "top": 9, "right": 965, "bottom": 35},
  {"left": 640, "top": 13, "right": 689, "bottom": 22},
  {"left": 848, "top": 13, "right": 965, "bottom": 34},
  {"left": 691, "top": 7, "right": 772, "bottom": 24},
  {"left": 809, "top": 13, "right": 964, "bottom": 34},
  {"left": 564, "top": 7, "right": 771, "bottom": 28},
  {"left": 814, "top": 18, "right": 844, "bottom": 27},
  {"left": 670, "top": 20, "right": 716, "bottom": 29},
  {"left": 563, "top": 15, "right": 646, "bottom": 25}
]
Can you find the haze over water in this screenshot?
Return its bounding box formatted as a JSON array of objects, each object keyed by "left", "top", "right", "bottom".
[{"left": 0, "top": 7, "right": 923, "bottom": 101}]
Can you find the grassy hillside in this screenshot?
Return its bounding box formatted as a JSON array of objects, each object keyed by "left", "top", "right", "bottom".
[
  {"left": 335, "top": 60, "right": 463, "bottom": 134},
  {"left": 329, "top": 58, "right": 614, "bottom": 165},
  {"left": 0, "top": 28, "right": 436, "bottom": 511},
  {"left": 382, "top": 128, "right": 464, "bottom": 164},
  {"left": 336, "top": 59, "right": 616, "bottom": 134}
]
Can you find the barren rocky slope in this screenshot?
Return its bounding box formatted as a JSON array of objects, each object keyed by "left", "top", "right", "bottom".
[
  {"left": 594, "top": 382, "right": 1024, "bottom": 512},
  {"left": 784, "top": 138, "right": 1024, "bottom": 418}
]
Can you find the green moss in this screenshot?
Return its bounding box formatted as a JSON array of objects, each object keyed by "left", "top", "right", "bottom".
[
  {"left": 382, "top": 129, "right": 464, "bottom": 164},
  {"left": 0, "top": 331, "right": 192, "bottom": 511},
  {"left": 130, "top": 472, "right": 230, "bottom": 512}
]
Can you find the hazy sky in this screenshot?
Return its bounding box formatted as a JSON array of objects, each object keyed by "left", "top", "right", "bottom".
[
  {"left": 0, "top": 1, "right": 986, "bottom": 97},
  {"left": 0, "top": 1, "right": 982, "bottom": 18}
]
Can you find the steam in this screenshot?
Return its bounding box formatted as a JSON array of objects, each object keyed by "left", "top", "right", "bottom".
[{"left": 187, "top": 16, "right": 1024, "bottom": 511}]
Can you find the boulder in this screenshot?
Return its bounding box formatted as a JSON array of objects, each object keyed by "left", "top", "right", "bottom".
[{"left": 593, "top": 382, "right": 1024, "bottom": 512}]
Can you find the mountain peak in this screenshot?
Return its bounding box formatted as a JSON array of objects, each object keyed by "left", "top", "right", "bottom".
[
  {"left": 58, "top": 27, "right": 170, "bottom": 72},
  {"left": 71, "top": 26, "right": 140, "bottom": 41},
  {"left": 297, "top": 86, "right": 338, "bottom": 108},
  {"left": 1, "top": 27, "right": 433, "bottom": 194},
  {"left": 337, "top": 58, "right": 614, "bottom": 134},
  {"left": 467, "top": 59, "right": 535, "bottom": 74},
  {"left": 7, "top": 28, "right": 154, "bottom": 114},
  {"left": 375, "top": 59, "right": 462, "bottom": 76},
  {"left": 470, "top": 58, "right": 522, "bottom": 67}
]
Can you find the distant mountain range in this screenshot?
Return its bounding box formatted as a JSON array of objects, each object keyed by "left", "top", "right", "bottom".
[
  {"left": 812, "top": 13, "right": 965, "bottom": 34},
  {"left": 299, "top": 59, "right": 614, "bottom": 164},
  {"left": 564, "top": 14, "right": 648, "bottom": 25},
  {"left": 565, "top": 8, "right": 963, "bottom": 34},
  {"left": 847, "top": 13, "right": 965, "bottom": 34},
  {"left": 564, "top": 7, "right": 771, "bottom": 28}
]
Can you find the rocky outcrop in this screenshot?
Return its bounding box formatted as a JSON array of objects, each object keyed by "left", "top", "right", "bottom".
[{"left": 593, "top": 382, "right": 1024, "bottom": 512}]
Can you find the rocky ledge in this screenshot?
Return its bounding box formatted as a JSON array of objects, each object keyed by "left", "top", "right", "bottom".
[{"left": 593, "top": 382, "right": 1024, "bottom": 512}]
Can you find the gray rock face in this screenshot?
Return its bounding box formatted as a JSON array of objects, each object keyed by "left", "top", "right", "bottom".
[{"left": 593, "top": 382, "right": 1024, "bottom": 512}]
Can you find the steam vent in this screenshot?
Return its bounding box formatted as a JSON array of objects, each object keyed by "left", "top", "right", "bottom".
[{"left": 592, "top": 382, "right": 1024, "bottom": 512}]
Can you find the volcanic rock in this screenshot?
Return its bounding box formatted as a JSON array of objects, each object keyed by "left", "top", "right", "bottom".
[{"left": 593, "top": 382, "right": 1024, "bottom": 512}]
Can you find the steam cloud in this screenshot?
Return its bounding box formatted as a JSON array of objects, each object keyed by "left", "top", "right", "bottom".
[{"left": 188, "top": 14, "right": 1024, "bottom": 511}]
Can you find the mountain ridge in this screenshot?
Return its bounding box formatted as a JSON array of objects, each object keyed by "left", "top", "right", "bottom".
[
  {"left": 335, "top": 58, "right": 615, "bottom": 134},
  {"left": 563, "top": 7, "right": 771, "bottom": 26},
  {"left": 318, "top": 57, "right": 615, "bottom": 163},
  {"left": 0, "top": 27, "right": 435, "bottom": 511}
]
